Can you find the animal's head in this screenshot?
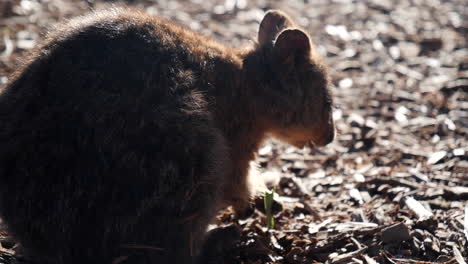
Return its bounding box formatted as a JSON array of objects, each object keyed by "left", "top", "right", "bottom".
[{"left": 250, "top": 10, "right": 335, "bottom": 148}]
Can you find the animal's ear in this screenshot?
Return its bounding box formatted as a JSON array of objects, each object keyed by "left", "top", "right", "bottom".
[
  {"left": 258, "top": 10, "right": 296, "bottom": 46},
  {"left": 273, "top": 29, "right": 311, "bottom": 64}
]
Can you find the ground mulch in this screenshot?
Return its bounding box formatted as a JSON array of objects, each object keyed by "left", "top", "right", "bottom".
[{"left": 0, "top": 0, "right": 466, "bottom": 263}]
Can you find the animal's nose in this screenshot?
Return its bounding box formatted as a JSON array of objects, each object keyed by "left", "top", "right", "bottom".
[
  {"left": 317, "top": 122, "right": 335, "bottom": 146},
  {"left": 325, "top": 128, "right": 335, "bottom": 144},
  {"left": 318, "top": 128, "right": 334, "bottom": 146}
]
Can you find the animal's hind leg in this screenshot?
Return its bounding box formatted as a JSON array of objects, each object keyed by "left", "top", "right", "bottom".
[
  {"left": 196, "top": 225, "right": 241, "bottom": 264},
  {"left": 115, "top": 195, "right": 220, "bottom": 264},
  {"left": 115, "top": 136, "right": 228, "bottom": 264}
]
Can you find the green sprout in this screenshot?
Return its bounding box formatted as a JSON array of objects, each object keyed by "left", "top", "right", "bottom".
[{"left": 264, "top": 187, "right": 276, "bottom": 230}]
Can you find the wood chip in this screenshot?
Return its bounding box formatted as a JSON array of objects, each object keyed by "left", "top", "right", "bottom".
[
  {"left": 404, "top": 196, "right": 433, "bottom": 220},
  {"left": 464, "top": 206, "right": 468, "bottom": 242},
  {"left": 363, "top": 254, "right": 380, "bottom": 264},
  {"left": 329, "top": 247, "right": 367, "bottom": 264},
  {"left": 381, "top": 223, "right": 411, "bottom": 244},
  {"left": 427, "top": 150, "right": 447, "bottom": 165},
  {"left": 453, "top": 245, "right": 467, "bottom": 264}
]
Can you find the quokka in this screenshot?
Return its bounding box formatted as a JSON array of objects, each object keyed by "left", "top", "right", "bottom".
[{"left": 0, "top": 7, "right": 334, "bottom": 264}]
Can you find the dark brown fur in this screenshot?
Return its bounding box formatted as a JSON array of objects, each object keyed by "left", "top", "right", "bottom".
[{"left": 0, "top": 8, "right": 334, "bottom": 264}]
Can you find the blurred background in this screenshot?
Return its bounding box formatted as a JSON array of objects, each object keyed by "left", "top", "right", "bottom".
[{"left": 0, "top": 0, "right": 467, "bottom": 263}]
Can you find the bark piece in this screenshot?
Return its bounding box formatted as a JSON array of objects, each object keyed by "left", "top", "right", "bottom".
[{"left": 381, "top": 223, "right": 411, "bottom": 244}]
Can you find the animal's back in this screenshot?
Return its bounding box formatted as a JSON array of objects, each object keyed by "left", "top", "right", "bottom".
[{"left": 0, "top": 8, "right": 227, "bottom": 264}]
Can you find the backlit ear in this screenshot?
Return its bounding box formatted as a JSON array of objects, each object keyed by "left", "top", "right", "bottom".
[
  {"left": 273, "top": 29, "right": 311, "bottom": 64},
  {"left": 258, "top": 10, "right": 296, "bottom": 46}
]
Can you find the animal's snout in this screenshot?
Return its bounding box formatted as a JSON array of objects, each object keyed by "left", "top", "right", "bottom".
[
  {"left": 325, "top": 127, "right": 335, "bottom": 144},
  {"left": 315, "top": 118, "right": 335, "bottom": 146}
]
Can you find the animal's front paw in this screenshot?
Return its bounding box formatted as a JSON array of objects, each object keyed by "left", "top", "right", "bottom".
[
  {"left": 231, "top": 198, "right": 255, "bottom": 219},
  {"left": 233, "top": 201, "right": 255, "bottom": 219},
  {"left": 253, "top": 193, "right": 283, "bottom": 215},
  {"left": 232, "top": 194, "right": 283, "bottom": 219}
]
